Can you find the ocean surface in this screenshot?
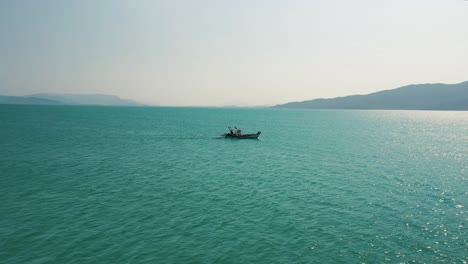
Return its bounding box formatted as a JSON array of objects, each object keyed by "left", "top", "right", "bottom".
[{"left": 0, "top": 105, "right": 466, "bottom": 264}]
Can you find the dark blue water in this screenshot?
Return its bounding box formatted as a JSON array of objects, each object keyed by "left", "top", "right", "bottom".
[{"left": 0, "top": 105, "right": 466, "bottom": 263}]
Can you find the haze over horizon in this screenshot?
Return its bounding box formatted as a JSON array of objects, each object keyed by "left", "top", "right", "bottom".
[{"left": 1, "top": 0, "right": 467, "bottom": 107}]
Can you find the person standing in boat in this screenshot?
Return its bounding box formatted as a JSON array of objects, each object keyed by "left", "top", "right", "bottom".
[{"left": 237, "top": 128, "right": 242, "bottom": 136}]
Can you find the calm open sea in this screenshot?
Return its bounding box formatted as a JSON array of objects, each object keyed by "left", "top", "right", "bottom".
[{"left": 0, "top": 105, "right": 466, "bottom": 263}]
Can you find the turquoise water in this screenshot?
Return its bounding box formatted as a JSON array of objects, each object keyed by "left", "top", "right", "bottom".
[{"left": 0, "top": 105, "right": 466, "bottom": 263}]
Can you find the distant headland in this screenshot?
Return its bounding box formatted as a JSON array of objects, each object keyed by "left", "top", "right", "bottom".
[
  {"left": 274, "top": 81, "right": 468, "bottom": 110},
  {"left": 0, "top": 93, "right": 142, "bottom": 106}
]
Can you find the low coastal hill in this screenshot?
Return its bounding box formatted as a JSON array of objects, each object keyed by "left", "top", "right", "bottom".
[
  {"left": 274, "top": 81, "right": 468, "bottom": 110},
  {"left": 0, "top": 96, "right": 61, "bottom": 105},
  {"left": 0, "top": 93, "right": 142, "bottom": 106}
]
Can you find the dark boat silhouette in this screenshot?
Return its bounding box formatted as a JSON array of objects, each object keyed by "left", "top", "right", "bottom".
[{"left": 223, "top": 127, "right": 261, "bottom": 139}]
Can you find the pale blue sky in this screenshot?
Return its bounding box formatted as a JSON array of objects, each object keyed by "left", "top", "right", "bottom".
[{"left": 1, "top": 0, "right": 467, "bottom": 106}]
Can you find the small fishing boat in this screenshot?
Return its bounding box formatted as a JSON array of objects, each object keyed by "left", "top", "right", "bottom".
[{"left": 224, "top": 127, "right": 261, "bottom": 139}]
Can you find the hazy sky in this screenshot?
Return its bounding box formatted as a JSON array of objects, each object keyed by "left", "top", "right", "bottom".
[{"left": 1, "top": 0, "right": 467, "bottom": 106}]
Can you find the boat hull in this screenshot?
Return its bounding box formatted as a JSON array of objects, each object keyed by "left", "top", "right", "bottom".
[{"left": 224, "top": 132, "right": 261, "bottom": 139}]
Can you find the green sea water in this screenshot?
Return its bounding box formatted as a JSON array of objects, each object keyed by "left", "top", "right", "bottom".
[{"left": 0, "top": 105, "right": 466, "bottom": 263}]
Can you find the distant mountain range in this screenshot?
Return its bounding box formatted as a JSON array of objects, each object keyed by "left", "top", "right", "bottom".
[
  {"left": 274, "top": 81, "right": 468, "bottom": 110},
  {"left": 0, "top": 93, "right": 142, "bottom": 106}
]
